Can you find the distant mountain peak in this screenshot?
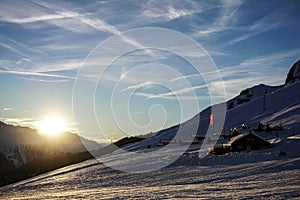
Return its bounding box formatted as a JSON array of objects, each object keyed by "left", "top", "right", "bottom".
[{"left": 285, "top": 60, "right": 300, "bottom": 85}]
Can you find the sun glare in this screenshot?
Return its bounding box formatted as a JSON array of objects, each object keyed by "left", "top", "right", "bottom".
[{"left": 37, "top": 116, "right": 66, "bottom": 136}]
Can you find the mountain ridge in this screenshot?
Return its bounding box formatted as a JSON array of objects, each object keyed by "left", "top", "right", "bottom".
[
  {"left": 126, "top": 60, "right": 300, "bottom": 150},
  {"left": 0, "top": 122, "right": 104, "bottom": 186},
  {"left": 1, "top": 60, "right": 299, "bottom": 187},
  {"left": 0, "top": 122, "right": 103, "bottom": 154},
  {"left": 285, "top": 59, "right": 300, "bottom": 85}
]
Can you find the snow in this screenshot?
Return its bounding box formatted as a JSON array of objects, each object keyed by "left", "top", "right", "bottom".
[
  {"left": 224, "top": 81, "right": 300, "bottom": 130},
  {"left": 1, "top": 74, "right": 300, "bottom": 198},
  {"left": 0, "top": 141, "right": 299, "bottom": 199},
  {"left": 1, "top": 125, "right": 300, "bottom": 199},
  {"left": 122, "top": 81, "right": 300, "bottom": 154}
]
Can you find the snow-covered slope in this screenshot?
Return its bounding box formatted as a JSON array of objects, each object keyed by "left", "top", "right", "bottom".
[
  {"left": 82, "top": 61, "right": 300, "bottom": 174},
  {"left": 0, "top": 135, "right": 299, "bottom": 199},
  {"left": 224, "top": 81, "right": 300, "bottom": 130},
  {"left": 226, "top": 84, "right": 280, "bottom": 110},
  {"left": 0, "top": 61, "right": 300, "bottom": 198},
  {"left": 126, "top": 81, "right": 300, "bottom": 151},
  {"left": 1, "top": 82, "right": 299, "bottom": 198}
]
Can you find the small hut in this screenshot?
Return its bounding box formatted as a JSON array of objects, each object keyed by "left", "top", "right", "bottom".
[
  {"left": 209, "top": 132, "right": 271, "bottom": 155},
  {"left": 225, "top": 132, "right": 270, "bottom": 151}
]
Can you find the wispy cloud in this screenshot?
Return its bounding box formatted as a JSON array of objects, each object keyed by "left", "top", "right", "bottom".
[
  {"left": 0, "top": 117, "right": 36, "bottom": 128},
  {"left": 0, "top": 42, "right": 28, "bottom": 57},
  {"left": 0, "top": 69, "right": 75, "bottom": 80},
  {"left": 168, "top": 74, "right": 200, "bottom": 83},
  {"left": 193, "top": 0, "right": 242, "bottom": 37},
  {"left": 221, "top": 49, "right": 300, "bottom": 76},
  {"left": 3, "top": 107, "right": 13, "bottom": 111},
  {"left": 143, "top": 6, "right": 194, "bottom": 21},
  {"left": 1, "top": 11, "right": 80, "bottom": 24},
  {"left": 19, "top": 76, "right": 70, "bottom": 83},
  {"left": 1, "top": 0, "right": 166, "bottom": 75},
  {"left": 0, "top": 1, "right": 117, "bottom": 35},
  {"left": 0, "top": 0, "right": 227, "bottom": 86},
  {"left": 219, "top": 49, "right": 300, "bottom": 98},
  {"left": 78, "top": 15, "right": 120, "bottom": 34},
  {"left": 119, "top": 81, "right": 155, "bottom": 92},
  {"left": 134, "top": 92, "right": 210, "bottom": 100},
  {"left": 0, "top": 34, "right": 45, "bottom": 58},
  {"left": 226, "top": 10, "right": 285, "bottom": 46},
  {"left": 135, "top": 84, "right": 207, "bottom": 99}
]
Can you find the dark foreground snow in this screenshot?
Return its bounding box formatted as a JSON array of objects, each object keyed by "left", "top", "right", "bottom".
[{"left": 0, "top": 137, "right": 299, "bottom": 199}]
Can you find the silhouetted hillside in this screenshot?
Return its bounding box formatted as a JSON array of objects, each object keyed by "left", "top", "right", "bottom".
[{"left": 0, "top": 122, "right": 103, "bottom": 186}]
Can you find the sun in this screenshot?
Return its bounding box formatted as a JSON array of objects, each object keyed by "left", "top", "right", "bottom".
[{"left": 37, "top": 116, "right": 66, "bottom": 136}]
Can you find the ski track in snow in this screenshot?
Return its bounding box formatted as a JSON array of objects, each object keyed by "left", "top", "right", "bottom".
[{"left": 0, "top": 141, "right": 300, "bottom": 199}]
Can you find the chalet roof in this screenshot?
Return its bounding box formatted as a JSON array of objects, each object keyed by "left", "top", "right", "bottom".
[{"left": 227, "top": 132, "right": 270, "bottom": 145}]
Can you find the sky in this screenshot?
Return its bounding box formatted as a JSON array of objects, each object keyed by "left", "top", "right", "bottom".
[{"left": 0, "top": 0, "right": 300, "bottom": 143}]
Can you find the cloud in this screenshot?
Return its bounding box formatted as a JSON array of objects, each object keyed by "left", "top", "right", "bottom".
[
  {"left": 19, "top": 76, "right": 70, "bottom": 83},
  {"left": 135, "top": 84, "right": 207, "bottom": 99},
  {"left": 0, "top": 34, "right": 45, "bottom": 58},
  {"left": 34, "top": 60, "right": 82, "bottom": 73},
  {"left": 120, "top": 81, "right": 155, "bottom": 92},
  {"left": 219, "top": 49, "right": 300, "bottom": 98},
  {"left": 3, "top": 107, "right": 13, "bottom": 111},
  {"left": 120, "top": 73, "right": 126, "bottom": 80},
  {"left": 221, "top": 49, "right": 300, "bottom": 77},
  {"left": 0, "top": 1, "right": 208, "bottom": 85},
  {"left": 0, "top": 117, "right": 36, "bottom": 128},
  {"left": 131, "top": 111, "right": 144, "bottom": 114},
  {"left": 0, "top": 42, "right": 28, "bottom": 57},
  {"left": 3, "top": 0, "right": 150, "bottom": 51},
  {"left": 192, "top": 0, "right": 289, "bottom": 51},
  {"left": 134, "top": 92, "right": 210, "bottom": 100},
  {"left": 0, "top": 69, "right": 75, "bottom": 80},
  {"left": 1, "top": 11, "right": 80, "bottom": 24},
  {"left": 168, "top": 74, "right": 200, "bottom": 83},
  {"left": 0, "top": 57, "right": 82, "bottom": 82},
  {"left": 0, "top": 0, "right": 119, "bottom": 35},
  {"left": 226, "top": 10, "right": 285, "bottom": 46},
  {"left": 192, "top": 0, "right": 242, "bottom": 37},
  {"left": 143, "top": 6, "right": 194, "bottom": 21},
  {"left": 78, "top": 15, "right": 120, "bottom": 34},
  {"left": 166, "top": 7, "right": 193, "bottom": 20},
  {"left": 0, "top": 0, "right": 298, "bottom": 99}
]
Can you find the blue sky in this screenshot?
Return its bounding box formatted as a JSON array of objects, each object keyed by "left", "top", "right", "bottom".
[{"left": 0, "top": 0, "right": 299, "bottom": 142}]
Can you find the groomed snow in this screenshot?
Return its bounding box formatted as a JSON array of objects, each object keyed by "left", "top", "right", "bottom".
[{"left": 0, "top": 134, "right": 299, "bottom": 199}]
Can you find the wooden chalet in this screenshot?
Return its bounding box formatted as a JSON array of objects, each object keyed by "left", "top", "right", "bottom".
[{"left": 209, "top": 132, "right": 271, "bottom": 155}]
